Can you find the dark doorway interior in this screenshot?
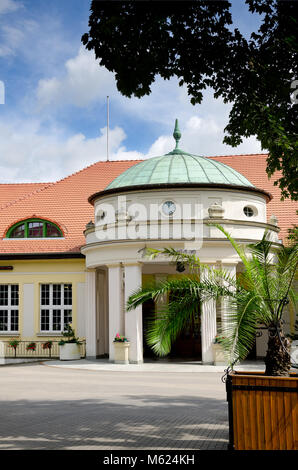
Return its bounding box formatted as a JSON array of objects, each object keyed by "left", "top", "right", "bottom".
[
  {"left": 246, "top": 339, "right": 257, "bottom": 360},
  {"left": 142, "top": 300, "right": 202, "bottom": 361},
  {"left": 169, "top": 311, "right": 202, "bottom": 360},
  {"left": 142, "top": 299, "right": 156, "bottom": 359}
]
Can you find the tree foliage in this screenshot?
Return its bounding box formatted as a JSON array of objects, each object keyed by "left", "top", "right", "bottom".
[
  {"left": 288, "top": 210, "right": 298, "bottom": 244},
  {"left": 82, "top": 0, "right": 298, "bottom": 199}
]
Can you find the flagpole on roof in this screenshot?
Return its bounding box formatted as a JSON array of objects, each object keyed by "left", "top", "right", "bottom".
[{"left": 107, "top": 95, "right": 109, "bottom": 161}]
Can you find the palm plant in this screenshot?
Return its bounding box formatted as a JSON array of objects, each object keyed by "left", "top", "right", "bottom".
[{"left": 127, "top": 225, "right": 298, "bottom": 376}]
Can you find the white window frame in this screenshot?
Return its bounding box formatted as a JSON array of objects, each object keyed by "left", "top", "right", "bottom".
[
  {"left": 0, "top": 284, "right": 19, "bottom": 333},
  {"left": 40, "top": 284, "right": 72, "bottom": 333}
]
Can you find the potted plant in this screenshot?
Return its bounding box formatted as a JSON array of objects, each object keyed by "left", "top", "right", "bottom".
[
  {"left": 8, "top": 340, "right": 19, "bottom": 358},
  {"left": 127, "top": 225, "right": 298, "bottom": 450},
  {"left": 59, "top": 324, "right": 81, "bottom": 361},
  {"left": 26, "top": 342, "right": 36, "bottom": 352},
  {"left": 42, "top": 340, "right": 53, "bottom": 358},
  {"left": 113, "top": 333, "right": 130, "bottom": 364},
  {"left": 212, "top": 335, "right": 227, "bottom": 366}
]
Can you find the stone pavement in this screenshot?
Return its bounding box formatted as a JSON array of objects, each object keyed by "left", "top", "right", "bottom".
[
  {"left": 0, "top": 361, "right": 231, "bottom": 450},
  {"left": 43, "top": 357, "right": 266, "bottom": 373}
]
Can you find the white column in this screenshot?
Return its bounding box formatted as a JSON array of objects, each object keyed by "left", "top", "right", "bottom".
[
  {"left": 85, "top": 269, "right": 97, "bottom": 358},
  {"left": 124, "top": 263, "right": 143, "bottom": 364},
  {"left": 201, "top": 266, "right": 217, "bottom": 364},
  {"left": 22, "top": 284, "right": 35, "bottom": 337},
  {"left": 76, "top": 282, "right": 86, "bottom": 338},
  {"left": 220, "top": 263, "right": 237, "bottom": 330},
  {"left": 108, "top": 264, "right": 124, "bottom": 361}
]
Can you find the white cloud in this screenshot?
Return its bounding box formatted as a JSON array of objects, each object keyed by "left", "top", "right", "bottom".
[
  {"left": 0, "top": 23, "right": 25, "bottom": 56},
  {"left": 36, "top": 47, "right": 116, "bottom": 108},
  {"left": 0, "top": 0, "right": 21, "bottom": 15},
  {"left": 146, "top": 116, "right": 262, "bottom": 157},
  {"left": 34, "top": 46, "right": 262, "bottom": 156},
  {"left": 0, "top": 30, "right": 263, "bottom": 185},
  {"left": 0, "top": 1, "right": 26, "bottom": 57},
  {"left": 0, "top": 4, "right": 75, "bottom": 75},
  {"left": 0, "top": 117, "right": 145, "bottom": 183},
  {"left": 0, "top": 111, "right": 263, "bottom": 185}
]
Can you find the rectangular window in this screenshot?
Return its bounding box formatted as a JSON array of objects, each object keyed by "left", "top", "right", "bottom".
[
  {"left": 40, "top": 284, "right": 72, "bottom": 333},
  {"left": 28, "top": 222, "right": 43, "bottom": 238},
  {"left": 0, "top": 285, "right": 19, "bottom": 332}
]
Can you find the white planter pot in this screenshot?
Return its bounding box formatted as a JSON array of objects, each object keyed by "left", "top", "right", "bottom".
[
  {"left": 59, "top": 343, "right": 81, "bottom": 361},
  {"left": 113, "top": 342, "right": 130, "bottom": 364},
  {"left": 212, "top": 343, "right": 228, "bottom": 366}
]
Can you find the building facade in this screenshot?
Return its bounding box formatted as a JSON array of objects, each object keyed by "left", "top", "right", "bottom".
[{"left": 0, "top": 122, "right": 297, "bottom": 363}]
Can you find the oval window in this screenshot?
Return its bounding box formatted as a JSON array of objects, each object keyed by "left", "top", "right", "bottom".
[{"left": 243, "top": 206, "right": 254, "bottom": 217}]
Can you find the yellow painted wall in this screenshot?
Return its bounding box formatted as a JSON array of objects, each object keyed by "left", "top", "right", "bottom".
[
  {"left": 0, "top": 258, "right": 86, "bottom": 342},
  {"left": 142, "top": 274, "right": 155, "bottom": 285}
]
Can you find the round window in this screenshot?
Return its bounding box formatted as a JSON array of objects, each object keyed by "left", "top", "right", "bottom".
[{"left": 243, "top": 206, "right": 254, "bottom": 217}]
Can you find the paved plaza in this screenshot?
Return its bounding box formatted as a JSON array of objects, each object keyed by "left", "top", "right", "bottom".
[{"left": 0, "top": 361, "right": 230, "bottom": 450}]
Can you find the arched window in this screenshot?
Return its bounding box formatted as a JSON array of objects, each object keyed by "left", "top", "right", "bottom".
[{"left": 6, "top": 219, "right": 63, "bottom": 239}]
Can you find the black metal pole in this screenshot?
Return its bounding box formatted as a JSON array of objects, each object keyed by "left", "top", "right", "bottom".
[{"left": 226, "top": 374, "right": 235, "bottom": 451}]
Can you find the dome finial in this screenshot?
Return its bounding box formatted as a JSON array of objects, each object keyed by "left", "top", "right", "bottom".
[{"left": 173, "top": 119, "right": 181, "bottom": 149}]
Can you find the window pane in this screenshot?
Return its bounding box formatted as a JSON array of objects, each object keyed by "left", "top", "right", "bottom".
[
  {"left": 10, "top": 285, "right": 19, "bottom": 306},
  {"left": 41, "top": 310, "right": 50, "bottom": 331},
  {"left": 10, "top": 224, "right": 25, "bottom": 238},
  {"left": 243, "top": 206, "right": 254, "bottom": 217},
  {"left": 63, "top": 309, "right": 72, "bottom": 329},
  {"left": 28, "top": 222, "right": 43, "bottom": 238},
  {"left": 53, "top": 284, "right": 61, "bottom": 306},
  {"left": 64, "top": 284, "right": 72, "bottom": 305},
  {"left": 0, "top": 285, "right": 8, "bottom": 306},
  {"left": 10, "top": 310, "right": 19, "bottom": 331},
  {"left": 46, "top": 223, "right": 61, "bottom": 238},
  {"left": 41, "top": 285, "right": 50, "bottom": 306},
  {"left": 0, "top": 310, "right": 8, "bottom": 331},
  {"left": 53, "top": 309, "right": 61, "bottom": 331}
]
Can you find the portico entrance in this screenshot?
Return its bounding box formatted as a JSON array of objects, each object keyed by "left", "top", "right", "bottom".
[
  {"left": 142, "top": 298, "right": 202, "bottom": 361},
  {"left": 85, "top": 261, "right": 211, "bottom": 364},
  {"left": 82, "top": 121, "right": 276, "bottom": 365}
]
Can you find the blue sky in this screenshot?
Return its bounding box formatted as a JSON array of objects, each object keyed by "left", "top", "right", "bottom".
[{"left": 0, "top": 0, "right": 265, "bottom": 183}]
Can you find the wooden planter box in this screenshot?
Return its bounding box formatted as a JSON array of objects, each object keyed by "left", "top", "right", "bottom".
[{"left": 226, "top": 370, "right": 298, "bottom": 450}]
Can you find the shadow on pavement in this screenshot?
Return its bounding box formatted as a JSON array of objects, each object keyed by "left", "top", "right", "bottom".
[{"left": 0, "top": 394, "right": 228, "bottom": 450}]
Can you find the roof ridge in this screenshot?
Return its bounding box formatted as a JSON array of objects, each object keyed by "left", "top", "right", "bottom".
[
  {"left": 55, "top": 159, "right": 144, "bottom": 185},
  {"left": 0, "top": 154, "right": 270, "bottom": 211},
  {"left": 0, "top": 182, "right": 50, "bottom": 186},
  {"left": 0, "top": 182, "right": 55, "bottom": 211},
  {"left": 208, "top": 153, "right": 268, "bottom": 158},
  {"left": 0, "top": 159, "right": 144, "bottom": 212}
]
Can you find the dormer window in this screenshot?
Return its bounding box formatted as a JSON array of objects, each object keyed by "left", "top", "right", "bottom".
[{"left": 6, "top": 219, "right": 63, "bottom": 239}]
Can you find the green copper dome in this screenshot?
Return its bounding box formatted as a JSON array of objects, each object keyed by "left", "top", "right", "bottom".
[{"left": 105, "top": 120, "right": 254, "bottom": 190}]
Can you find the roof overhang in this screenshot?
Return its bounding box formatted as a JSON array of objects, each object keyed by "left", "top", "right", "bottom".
[
  {"left": 0, "top": 252, "right": 85, "bottom": 260},
  {"left": 88, "top": 182, "right": 272, "bottom": 205}
]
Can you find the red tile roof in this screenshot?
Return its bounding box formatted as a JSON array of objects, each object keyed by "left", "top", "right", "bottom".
[
  {"left": 0, "top": 155, "right": 296, "bottom": 255},
  {"left": 0, "top": 161, "right": 140, "bottom": 254},
  {"left": 0, "top": 183, "right": 52, "bottom": 209},
  {"left": 209, "top": 154, "right": 298, "bottom": 243}
]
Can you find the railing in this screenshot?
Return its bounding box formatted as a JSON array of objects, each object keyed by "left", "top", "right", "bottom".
[{"left": 0, "top": 340, "right": 86, "bottom": 359}]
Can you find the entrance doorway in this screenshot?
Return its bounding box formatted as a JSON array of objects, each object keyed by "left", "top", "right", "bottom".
[
  {"left": 142, "top": 301, "right": 202, "bottom": 361},
  {"left": 142, "top": 299, "right": 156, "bottom": 359},
  {"left": 169, "top": 312, "right": 202, "bottom": 360}
]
